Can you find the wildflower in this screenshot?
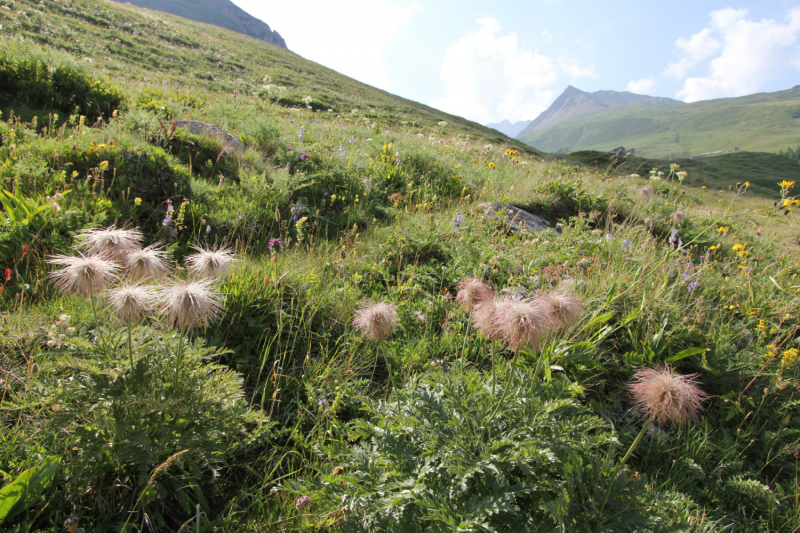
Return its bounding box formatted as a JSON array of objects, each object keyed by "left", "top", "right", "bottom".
[
  {"left": 352, "top": 302, "right": 399, "bottom": 341},
  {"left": 301, "top": 152, "right": 309, "bottom": 160},
  {"left": 669, "top": 228, "right": 679, "bottom": 248},
  {"left": 629, "top": 366, "right": 708, "bottom": 425},
  {"left": 781, "top": 348, "right": 799, "bottom": 370},
  {"left": 287, "top": 147, "right": 293, "bottom": 152},
  {"left": 76, "top": 225, "right": 143, "bottom": 262},
  {"left": 636, "top": 185, "right": 653, "bottom": 199},
  {"left": 48, "top": 253, "right": 121, "bottom": 295},
  {"left": 455, "top": 278, "right": 493, "bottom": 312},
  {"left": 701, "top": 186, "right": 707, "bottom": 189},
  {"left": 106, "top": 282, "right": 156, "bottom": 323},
  {"left": 624, "top": 239, "right": 631, "bottom": 252},
  {"left": 716, "top": 226, "right": 728, "bottom": 235},
  {"left": 22, "top": 245, "right": 28, "bottom": 256},
  {"left": 778, "top": 180, "right": 796, "bottom": 189},
  {"left": 134, "top": 197, "right": 142, "bottom": 206},
  {"left": 126, "top": 243, "right": 170, "bottom": 280},
  {"left": 186, "top": 244, "right": 238, "bottom": 280},
  {"left": 452, "top": 213, "right": 463, "bottom": 230},
  {"left": 414, "top": 310, "right": 426, "bottom": 323},
  {"left": 487, "top": 162, "right": 495, "bottom": 169},
  {"left": 162, "top": 216, "right": 172, "bottom": 226},
  {"left": 161, "top": 278, "right": 225, "bottom": 329},
  {"left": 268, "top": 238, "right": 284, "bottom": 252},
  {"left": 672, "top": 211, "right": 687, "bottom": 225},
  {"left": 295, "top": 495, "right": 311, "bottom": 511},
  {"left": 677, "top": 171, "right": 687, "bottom": 183},
  {"left": 3, "top": 268, "right": 9, "bottom": 281},
  {"left": 205, "top": 225, "right": 211, "bottom": 234},
  {"left": 65, "top": 327, "right": 76, "bottom": 335}
]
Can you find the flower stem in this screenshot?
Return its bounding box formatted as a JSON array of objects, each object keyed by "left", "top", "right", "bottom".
[
  {"left": 174, "top": 329, "right": 186, "bottom": 389},
  {"left": 127, "top": 320, "right": 134, "bottom": 371},
  {"left": 600, "top": 417, "right": 653, "bottom": 512}
]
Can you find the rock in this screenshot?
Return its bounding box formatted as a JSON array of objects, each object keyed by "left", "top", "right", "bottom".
[
  {"left": 476, "top": 202, "right": 551, "bottom": 233},
  {"left": 175, "top": 121, "right": 246, "bottom": 153}
]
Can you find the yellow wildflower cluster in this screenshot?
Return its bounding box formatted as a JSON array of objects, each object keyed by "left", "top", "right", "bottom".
[
  {"left": 487, "top": 162, "right": 496, "bottom": 169},
  {"left": 756, "top": 319, "right": 767, "bottom": 333},
  {"left": 504, "top": 148, "right": 522, "bottom": 164},
  {"left": 779, "top": 180, "right": 796, "bottom": 190},
  {"left": 781, "top": 348, "right": 799, "bottom": 372},
  {"left": 732, "top": 242, "right": 750, "bottom": 258},
  {"left": 716, "top": 226, "right": 728, "bottom": 235},
  {"left": 783, "top": 198, "right": 800, "bottom": 211}
]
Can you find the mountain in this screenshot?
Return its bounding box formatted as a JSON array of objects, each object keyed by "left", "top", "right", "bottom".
[
  {"left": 517, "top": 86, "right": 682, "bottom": 139},
  {"left": 111, "top": 0, "right": 287, "bottom": 48},
  {"left": 519, "top": 86, "right": 800, "bottom": 158},
  {"left": 485, "top": 120, "right": 532, "bottom": 138}
]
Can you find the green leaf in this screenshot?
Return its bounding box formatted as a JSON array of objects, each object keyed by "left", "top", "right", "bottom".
[
  {"left": 0, "top": 456, "right": 61, "bottom": 525},
  {"left": 768, "top": 276, "right": 784, "bottom": 292},
  {"left": 586, "top": 312, "right": 613, "bottom": 327},
  {"left": 666, "top": 347, "right": 708, "bottom": 363}
]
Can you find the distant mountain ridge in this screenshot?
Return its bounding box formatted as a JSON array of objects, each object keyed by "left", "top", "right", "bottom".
[
  {"left": 517, "top": 86, "right": 683, "bottom": 138},
  {"left": 518, "top": 85, "right": 800, "bottom": 158},
  {"left": 112, "top": 0, "right": 287, "bottom": 48},
  {"left": 485, "top": 120, "right": 532, "bottom": 138}
]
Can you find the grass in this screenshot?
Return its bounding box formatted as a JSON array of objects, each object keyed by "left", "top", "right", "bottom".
[
  {"left": 1, "top": 1, "right": 800, "bottom": 532},
  {"left": 519, "top": 86, "right": 800, "bottom": 159}
]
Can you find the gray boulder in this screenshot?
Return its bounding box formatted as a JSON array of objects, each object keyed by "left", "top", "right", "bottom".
[
  {"left": 175, "top": 121, "right": 246, "bottom": 153},
  {"left": 476, "top": 203, "right": 551, "bottom": 233}
]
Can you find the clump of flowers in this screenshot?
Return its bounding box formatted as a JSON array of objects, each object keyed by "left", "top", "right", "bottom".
[
  {"left": 352, "top": 302, "right": 399, "bottom": 341},
  {"left": 77, "top": 225, "right": 143, "bottom": 262}
]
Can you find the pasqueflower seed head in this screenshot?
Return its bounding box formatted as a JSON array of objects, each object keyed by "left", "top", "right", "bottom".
[
  {"left": 629, "top": 366, "right": 708, "bottom": 425},
  {"left": 352, "top": 302, "right": 399, "bottom": 341}
]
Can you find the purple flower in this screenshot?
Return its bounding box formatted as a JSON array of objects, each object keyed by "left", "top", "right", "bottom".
[
  {"left": 287, "top": 147, "right": 293, "bottom": 152},
  {"left": 299, "top": 128, "right": 304, "bottom": 143},
  {"left": 206, "top": 225, "right": 211, "bottom": 234},
  {"left": 167, "top": 202, "right": 174, "bottom": 213},
  {"left": 232, "top": 89, "right": 238, "bottom": 98},
  {"left": 669, "top": 228, "right": 679, "bottom": 248},
  {"left": 323, "top": 190, "right": 328, "bottom": 197},
  {"left": 162, "top": 216, "right": 172, "bottom": 226},
  {"left": 295, "top": 495, "right": 311, "bottom": 511},
  {"left": 688, "top": 282, "right": 699, "bottom": 291},
  {"left": 624, "top": 239, "right": 631, "bottom": 251},
  {"left": 293, "top": 215, "right": 298, "bottom": 222},
  {"left": 452, "top": 214, "right": 463, "bottom": 230},
  {"left": 756, "top": 231, "right": 761, "bottom": 237},
  {"left": 318, "top": 398, "right": 328, "bottom": 407},
  {"left": 339, "top": 144, "right": 344, "bottom": 156},
  {"left": 268, "top": 238, "right": 284, "bottom": 251},
  {"left": 300, "top": 152, "right": 309, "bottom": 160}
]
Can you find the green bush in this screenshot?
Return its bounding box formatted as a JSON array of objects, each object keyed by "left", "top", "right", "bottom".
[
  {"left": 0, "top": 42, "right": 126, "bottom": 121},
  {"left": 291, "top": 363, "right": 680, "bottom": 532}
]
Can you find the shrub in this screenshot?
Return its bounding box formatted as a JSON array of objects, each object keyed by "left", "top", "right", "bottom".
[{"left": 290, "top": 363, "right": 679, "bottom": 532}]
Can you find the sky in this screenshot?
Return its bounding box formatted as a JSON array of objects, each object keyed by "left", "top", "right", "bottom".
[{"left": 232, "top": 0, "right": 800, "bottom": 125}]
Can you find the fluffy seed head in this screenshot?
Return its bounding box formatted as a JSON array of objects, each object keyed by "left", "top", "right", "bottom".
[
  {"left": 185, "top": 244, "right": 239, "bottom": 280},
  {"left": 629, "top": 366, "right": 708, "bottom": 425},
  {"left": 491, "top": 298, "right": 556, "bottom": 351},
  {"left": 126, "top": 242, "right": 170, "bottom": 280},
  {"left": 539, "top": 289, "right": 584, "bottom": 327},
  {"left": 471, "top": 297, "right": 502, "bottom": 340},
  {"left": 636, "top": 185, "right": 654, "bottom": 200},
  {"left": 106, "top": 282, "right": 156, "bottom": 323},
  {"left": 672, "top": 210, "right": 687, "bottom": 225},
  {"left": 48, "top": 253, "right": 121, "bottom": 295},
  {"left": 161, "top": 278, "right": 225, "bottom": 329},
  {"left": 76, "top": 225, "right": 143, "bottom": 262},
  {"left": 455, "top": 278, "right": 494, "bottom": 311},
  {"left": 352, "top": 302, "right": 399, "bottom": 341}
]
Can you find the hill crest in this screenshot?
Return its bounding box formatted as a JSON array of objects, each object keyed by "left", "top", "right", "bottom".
[{"left": 111, "top": 0, "right": 287, "bottom": 48}]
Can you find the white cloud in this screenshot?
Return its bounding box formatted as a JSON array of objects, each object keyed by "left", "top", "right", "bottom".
[
  {"left": 627, "top": 77, "right": 656, "bottom": 94},
  {"left": 665, "top": 28, "right": 721, "bottom": 78},
  {"left": 670, "top": 7, "right": 800, "bottom": 102},
  {"left": 233, "top": 0, "right": 421, "bottom": 91},
  {"left": 559, "top": 56, "right": 597, "bottom": 80},
  {"left": 429, "top": 17, "right": 559, "bottom": 123}
]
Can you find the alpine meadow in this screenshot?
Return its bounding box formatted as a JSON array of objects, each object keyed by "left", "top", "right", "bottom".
[{"left": 1, "top": 1, "right": 800, "bottom": 532}]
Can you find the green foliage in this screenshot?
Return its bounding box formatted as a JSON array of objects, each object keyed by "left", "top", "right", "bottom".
[
  {"left": 291, "top": 363, "right": 680, "bottom": 532},
  {"left": 31, "top": 326, "right": 270, "bottom": 529},
  {"left": 0, "top": 456, "right": 61, "bottom": 525},
  {"left": 0, "top": 42, "right": 125, "bottom": 121}
]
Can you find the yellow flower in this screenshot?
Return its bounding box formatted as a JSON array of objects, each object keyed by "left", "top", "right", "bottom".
[
  {"left": 709, "top": 245, "right": 719, "bottom": 251},
  {"left": 716, "top": 226, "right": 728, "bottom": 235},
  {"left": 781, "top": 348, "right": 799, "bottom": 369},
  {"left": 701, "top": 186, "right": 707, "bottom": 189},
  {"left": 779, "top": 180, "right": 796, "bottom": 189},
  {"left": 487, "top": 162, "right": 496, "bottom": 169},
  {"left": 744, "top": 181, "right": 750, "bottom": 187},
  {"left": 134, "top": 197, "right": 142, "bottom": 206}
]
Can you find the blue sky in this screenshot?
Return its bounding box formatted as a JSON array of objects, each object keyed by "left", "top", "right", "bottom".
[{"left": 233, "top": 0, "right": 800, "bottom": 124}]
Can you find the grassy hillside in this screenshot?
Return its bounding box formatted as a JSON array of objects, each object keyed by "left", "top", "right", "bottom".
[
  {"left": 564, "top": 150, "right": 800, "bottom": 198},
  {"left": 0, "top": 0, "right": 530, "bottom": 149},
  {"left": 1, "top": 1, "right": 800, "bottom": 533},
  {"left": 521, "top": 87, "right": 800, "bottom": 159}
]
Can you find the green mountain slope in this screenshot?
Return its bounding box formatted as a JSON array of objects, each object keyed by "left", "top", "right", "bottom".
[
  {"left": 521, "top": 87, "right": 800, "bottom": 158},
  {"left": 109, "top": 0, "right": 287, "bottom": 48},
  {"left": 0, "top": 0, "right": 529, "bottom": 149}
]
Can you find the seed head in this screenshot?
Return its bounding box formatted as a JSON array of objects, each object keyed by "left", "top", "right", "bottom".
[
  {"left": 539, "top": 287, "right": 583, "bottom": 327},
  {"left": 161, "top": 278, "right": 225, "bottom": 329},
  {"left": 76, "top": 225, "right": 143, "bottom": 262},
  {"left": 471, "top": 296, "right": 502, "bottom": 340},
  {"left": 126, "top": 242, "right": 170, "bottom": 280},
  {"left": 629, "top": 366, "right": 708, "bottom": 425},
  {"left": 48, "top": 253, "right": 121, "bottom": 295},
  {"left": 672, "top": 210, "right": 687, "bottom": 225},
  {"left": 352, "top": 302, "right": 399, "bottom": 341},
  {"left": 455, "top": 278, "right": 494, "bottom": 311},
  {"left": 636, "top": 185, "right": 654, "bottom": 200},
  {"left": 106, "top": 282, "right": 156, "bottom": 323},
  {"left": 491, "top": 298, "right": 556, "bottom": 351},
  {"left": 185, "top": 244, "right": 239, "bottom": 280}
]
